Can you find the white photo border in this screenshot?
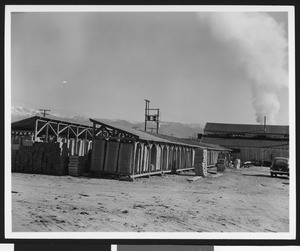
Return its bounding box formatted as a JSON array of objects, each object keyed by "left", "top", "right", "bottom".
[{"left": 5, "top": 5, "right": 296, "bottom": 240}]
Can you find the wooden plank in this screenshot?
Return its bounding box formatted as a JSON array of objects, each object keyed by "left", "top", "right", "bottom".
[{"left": 187, "top": 176, "right": 202, "bottom": 182}]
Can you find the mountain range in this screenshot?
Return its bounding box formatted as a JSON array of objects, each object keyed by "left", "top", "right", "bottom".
[{"left": 11, "top": 106, "right": 204, "bottom": 138}]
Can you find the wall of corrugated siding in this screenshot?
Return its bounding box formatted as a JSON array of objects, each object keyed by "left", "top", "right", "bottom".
[{"left": 237, "top": 146, "right": 289, "bottom": 162}]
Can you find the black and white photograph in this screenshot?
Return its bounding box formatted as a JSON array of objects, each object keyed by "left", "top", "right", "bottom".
[{"left": 5, "top": 5, "right": 295, "bottom": 239}]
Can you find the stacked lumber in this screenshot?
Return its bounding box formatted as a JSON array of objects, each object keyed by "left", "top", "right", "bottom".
[
  {"left": 133, "top": 143, "right": 141, "bottom": 174},
  {"left": 143, "top": 146, "right": 149, "bottom": 173},
  {"left": 90, "top": 140, "right": 106, "bottom": 172},
  {"left": 194, "top": 148, "right": 208, "bottom": 177},
  {"left": 56, "top": 143, "right": 69, "bottom": 175},
  {"left": 68, "top": 155, "right": 89, "bottom": 176},
  {"left": 186, "top": 150, "right": 192, "bottom": 168},
  {"left": 167, "top": 148, "right": 173, "bottom": 170},
  {"left": 68, "top": 156, "right": 80, "bottom": 176},
  {"left": 118, "top": 142, "right": 134, "bottom": 175},
  {"left": 155, "top": 146, "right": 161, "bottom": 171},
  {"left": 104, "top": 141, "right": 120, "bottom": 173},
  {"left": 77, "top": 139, "right": 91, "bottom": 156},
  {"left": 161, "top": 147, "right": 168, "bottom": 171},
  {"left": 11, "top": 142, "right": 68, "bottom": 175}
]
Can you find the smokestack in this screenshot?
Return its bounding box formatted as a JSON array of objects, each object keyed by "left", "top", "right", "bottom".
[{"left": 264, "top": 116, "right": 267, "bottom": 132}]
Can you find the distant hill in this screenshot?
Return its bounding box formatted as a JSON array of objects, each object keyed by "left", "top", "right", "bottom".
[{"left": 10, "top": 105, "right": 204, "bottom": 138}]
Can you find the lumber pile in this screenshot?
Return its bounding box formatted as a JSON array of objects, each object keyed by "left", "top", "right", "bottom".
[
  {"left": 68, "top": 156, "right": 80, "bottom": 176},
  {"left": 194, "top": 148, "right": 208, "bottom": 177},
  {"left": 68, "top": 155, "right": 90, "bottom": 176},
  {"left": 118, "top": 142, "right": 134, "bottom": 175},
  {"left": 90, "top": 140, "right": 106, "bottom": 172},
  {"left": 11, "top": 142, "right": 69, "bottom": 175},
  {"left": 104, "top": 141, "right": 120, "bottom": 173}
]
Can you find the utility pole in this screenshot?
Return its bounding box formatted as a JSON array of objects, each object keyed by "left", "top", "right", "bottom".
[
  {"left": 144, "top": 99, "right": 150, "bottom": 132},
  {"left": 39, "top": 109, "right": 51, "bottom": 117},
  {"left": 156, "top": 109, "right": 160, "bottom": 134}
]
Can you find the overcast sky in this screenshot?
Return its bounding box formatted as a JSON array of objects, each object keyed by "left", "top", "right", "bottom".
[{"left": 10, "top": 9, "right": 290, "bottom": 125}]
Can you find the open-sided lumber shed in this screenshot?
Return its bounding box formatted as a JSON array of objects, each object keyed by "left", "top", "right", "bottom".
[
  {"left": 12, "top": 116, "right": 93, "bottom": 156},
  {"left": 149, "top": 134, "right": 232, "bottom": 168},
  {"left": 90, "top": 118, "right": 200, "bottom": 178},
  {"left": 11, "top": 116, "right": 95, "bottom": 176},
  {"left": 89, "top": 118, "right": 230, "bottom": 179}
]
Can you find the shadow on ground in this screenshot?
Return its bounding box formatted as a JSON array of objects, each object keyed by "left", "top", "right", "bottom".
[{"left": 242, "top": 173, "right": 289, "bottom": 180}]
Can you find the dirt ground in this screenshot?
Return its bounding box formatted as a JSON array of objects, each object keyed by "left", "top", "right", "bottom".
[{"left": 11, "top": 166, "right": 289, "bottom": 232}]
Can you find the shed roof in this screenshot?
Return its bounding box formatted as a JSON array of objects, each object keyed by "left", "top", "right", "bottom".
[
  {"left": 11, "top": 115, "right": 93, "bottom": 132},
  {"left": 204, "top": 122, "right": 289, "bottom": 135},
  {"left": 90, "top": 118, "right": 231, "bottom": 150},
  {"left": 90, "top": 118, "right": 189, "bottom": 146},
  {"left": 146, "top": 133, "right": 231, "bottom": 151}
]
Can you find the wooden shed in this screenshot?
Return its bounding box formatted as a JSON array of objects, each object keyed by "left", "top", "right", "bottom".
[
  {"left": 11, "top": 116, "right": 94, "bottom": 175},
  {"left": 11, "top": 116, "right": 93, "bottom": 156},
  {"left": 89, "top": 118, "right": 231, "bottom": 179}
]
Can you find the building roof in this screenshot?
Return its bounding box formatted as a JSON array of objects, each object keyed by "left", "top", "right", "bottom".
[
  {"left": 90, "top": 118, "right": 195, "bottom": 147},
  {"left": 11, "top": 115, "right": 93, "bottom": 132},
  {"left": 146, "top": 133, "right": 231, "bottom": 151},
  {"left": 201, "top": 136, "right": 289, "bottom": 148},
  {"left": 204, "top": 122, "right": 289, "bottom": 135},
  {"left": 90, "top": 118, "right": 231, "bottom": 151}
]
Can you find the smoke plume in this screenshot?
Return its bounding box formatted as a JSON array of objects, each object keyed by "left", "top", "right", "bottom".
[{"left": 198, "top": 12, "right": 288, "bottom": 124}]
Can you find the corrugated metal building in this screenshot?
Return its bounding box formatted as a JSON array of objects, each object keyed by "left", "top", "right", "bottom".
[{"left": 201, "top": 122, "right": 289, "bottom": 165}]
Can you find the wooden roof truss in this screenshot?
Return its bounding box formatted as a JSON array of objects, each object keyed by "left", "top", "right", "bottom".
[
  {"left": 34, "top": 118, "right": 93, "bottom": 142},
  {"left": 92, "top": 121, "right": 138, "bottom": 142}
]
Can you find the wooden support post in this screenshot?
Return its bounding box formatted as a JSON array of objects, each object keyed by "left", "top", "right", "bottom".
[
  {"left": 93, "top": 122, "right": 96, "bottom": 140},
  {"left": 132, "top": 141, "right": 137, "bottom": 176},
  {"left": 75, "top": 127, "right": 79, "bottom": 155},
  {"left": 45, "top": 123, "right": 49, "bottom": 142},
  {"left": 156, "top": 108, "right": 159, "bottom": 134},
  {"left": 34, "top": 119, "right": 38, "bottom": 141}
]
